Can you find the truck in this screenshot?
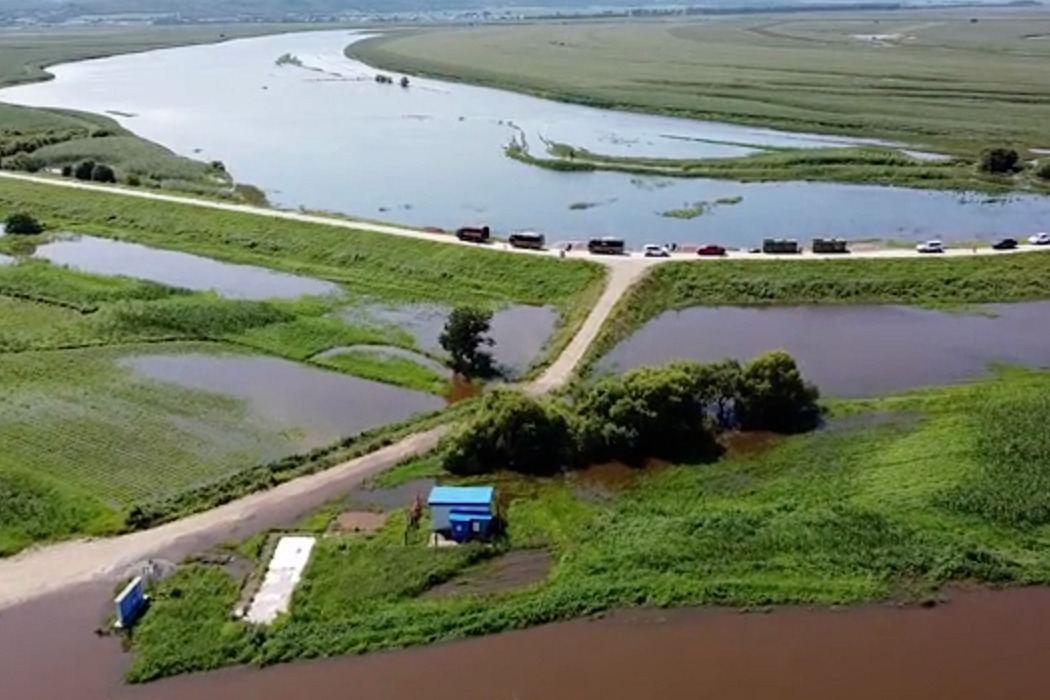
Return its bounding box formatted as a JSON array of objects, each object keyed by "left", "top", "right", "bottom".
[
  {"left": 456, "top": 226, "right": 490, "bottom": 243},
  {"left": 811, "top": 238, "right": 849, "bottom": 254},
  {"left": 588, "top": 237, "right": 626, "bottom": 255},
  {"left": 762, "top": 238, "right": 802, "bottom": 254},
  {"left": 509, "top": 232, "right": 546, "bottom": 250}
]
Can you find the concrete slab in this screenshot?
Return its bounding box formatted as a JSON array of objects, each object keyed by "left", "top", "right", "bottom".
[{"left": 244, "top": 535, "right": 316, "bottom": 625}]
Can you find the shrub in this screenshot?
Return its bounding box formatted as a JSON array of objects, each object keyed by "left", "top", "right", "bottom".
[
  {"left": 978, "top": 148, "right": 1019, "bottom": 174},
  {"left": 1035, "top": 161, "right": 1050, "bottom": 181},
  {"left": 72, "top": 159, "right": 96, "bottom": 181},
  {"left": 126, "top": 174, "right": 142, "bottom": 187},
  {"left": 60, "top": 164, "right": 72, "bottom": 177},
  {"left": 3, "top": 152, "right": 42, "bottom": 172},
  {"left": 91, "top": 163, "right": 116, "bottom": 183},
  {"left": 4, "top": 212, "right": 44, "bottom": 235}
]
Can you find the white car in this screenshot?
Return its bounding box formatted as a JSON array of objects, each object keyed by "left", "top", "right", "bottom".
[
  {"left": 1028, "top": 232, "right": 1050, "bottom": 246},
  {"left": 643, "top": 244, "right": 670, "bottom": 258},
  {"left": 916, "top": 240, "right": 945, "bottom": 254}
]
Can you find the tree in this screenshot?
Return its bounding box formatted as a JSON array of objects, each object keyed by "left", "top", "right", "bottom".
[
  {"left": 439, "top": 306, "right": 495, "bottom": 377},
  {"left": 735, "top": 350, "right": 820, "bottom": 433},
  {"left": 60, "top": 164, "right": 73, "bottom": 177},
  {"left": 91, "top": 163, "right": 116, "bottom": 183},
  {"left": 1036, "top": 162, "right": 1050, "bottom": 181},
  {"left": 442, "top": 390, "right": 573, "bottom": 476},
  {"left": 4, "top": 212, "right": 44, "bottom": 235},
  {"left": 978, "top": 148, "right": 1019, "bottom": 174},
  {"left": 73, "top": 159, "right": 96, "bottom": 181}
]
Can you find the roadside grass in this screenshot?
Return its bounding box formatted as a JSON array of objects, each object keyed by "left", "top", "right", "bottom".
[
  {"left": 584, "top": 253, "right": 1050, "bottom": 367},
  {"left": 126, "top": 369, "right": 1050, "bottom": 681},
  {"left": 348, "top": 16, "right": 1050, "bottom": 158},
  {"left": 314, "top": 349, "right": 449, "bottom": 395}
]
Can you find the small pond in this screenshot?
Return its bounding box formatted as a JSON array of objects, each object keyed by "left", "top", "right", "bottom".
[
  {"left": 120, "top": 353, "right": 444, "bottom": 447},
  {"left": 34, "top": 235, "right": 340, "bottom": 300},
  {"left": 343, "top": 303, "right": 558, "bottom": 377},
  {"left": 598, "top": 302, "right": 1050, "bottom": 397}
]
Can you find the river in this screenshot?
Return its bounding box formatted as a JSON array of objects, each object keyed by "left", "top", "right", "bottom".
[{"left": 2, "top": 30, "right": 1049, "bottom": 247}]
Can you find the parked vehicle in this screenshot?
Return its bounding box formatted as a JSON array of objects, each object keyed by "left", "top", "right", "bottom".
[
  {"left": 643, "top": 244, "right": 670, "bottom": 258},
  {"left": 992, "top": 238, "right": 1018, "bottom": 250},
  {"left": 508, "top": 232, "right": 545, "bottom": 250},
  {"left": 812, "top": 238, "right": 849, "bottom": 254},
  {"left": 1028, "top": 232, "right": 1050, "bottom": 246},
  {"left": 588, "top": 237, "right": 626, "bottom": 255},
  {"left": 696, "top": 244, "right": 727, "bottom": 257},
  {"left": 762, "top": 238, "right": 801, "bottom": 254},
  {"left": 916, "top": 240, "right": 945, "bottom": 253},
  {"left": 456, "top": 226, "right": 490, "bottom": 243}
]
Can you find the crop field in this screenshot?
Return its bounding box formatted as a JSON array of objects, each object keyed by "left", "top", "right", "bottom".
[
  {"left": 350, "top": 10, "right": 1050, "bottom": 157},
  {"left": 127, "top": 369, "right": 1050, "bottom": 681},
  {"left": 585, "top": 252, "right": 1050, "bottom": 366}
]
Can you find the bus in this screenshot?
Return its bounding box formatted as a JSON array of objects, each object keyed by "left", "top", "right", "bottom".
[
  {"left": 508, "top": 232, "right": 546, "bottom": 250},
  {"left": 588, "top": 237, "right": 626, "bottom": 255},
  {"left": 456, "top": 226, "right": 490, "bottom": 243},
  {"left": 761, "top": 238, "right": 801, "bottom": 254}
]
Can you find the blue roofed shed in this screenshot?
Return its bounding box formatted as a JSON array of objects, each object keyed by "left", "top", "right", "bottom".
[{"left": 428, "top": 486, "right": 497, "bottom": 539}]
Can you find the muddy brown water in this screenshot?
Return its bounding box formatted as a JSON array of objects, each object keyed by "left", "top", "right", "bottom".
[
  {"left": 6, "top": 585, "right": 1050, "bottom": 700},
  {"left": 33, "top": 234, "right": 340, "bottom": 300},
  {"left": 599, "top": 302, "right": 1050, "bottom": 396},
  {"left": 121, "top": 353, "right": 444, "bottom": 449},
  {"left": 343, "top": 303, "right": 558, "bottom": 378}
]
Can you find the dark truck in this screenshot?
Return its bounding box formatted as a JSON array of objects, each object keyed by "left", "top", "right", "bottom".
[
  {"left": 811, "top": 238, "right": 849, "bottom": 254},
  {"left": 509, "top": 232, "right": 546, "bottom": 250},
  {"left": 456, "top": 226, "right": 490, "bottom": 243},
  {"left": 588, "top": 237, "right": 626, "bottom": 255},
  {"left": 762, "top": 238, "right": 802, "bottom": 254}
]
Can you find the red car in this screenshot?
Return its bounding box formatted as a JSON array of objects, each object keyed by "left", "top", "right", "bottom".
[{"left": 696, "top": 244, "right": 727, "bottom": 257}]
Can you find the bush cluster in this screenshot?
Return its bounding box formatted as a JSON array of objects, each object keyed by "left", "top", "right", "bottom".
[{"left": 442, "top": 351, "right": 819, "bottom": 476}]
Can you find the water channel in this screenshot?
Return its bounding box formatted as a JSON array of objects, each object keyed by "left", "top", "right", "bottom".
[
  {"left": 2, "top": 31, "right": 1049, "bottom": 247},
  {"left": 598, "top": 302, "right": 1050, "bottom": 396}
]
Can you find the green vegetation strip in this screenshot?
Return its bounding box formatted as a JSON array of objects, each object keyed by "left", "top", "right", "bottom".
[
  {"left": 585, "top": 253, "right": 1050, "bottom": 368},
  {"left": 127, "top": 369, "right": 1050, "bottom": 681}
]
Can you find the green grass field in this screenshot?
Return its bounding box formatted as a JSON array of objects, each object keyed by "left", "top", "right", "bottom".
[
  {"left": 0, "top": 178, "right": 602, "bottom": 554},
  {"left": 126, "top": 368, "right": 1050, "bottom": 681},
  {"left": 349, "top": 11, "right": 1050, "bottom": 160},
  {"left": 584, "top": 252, "right": 1050, "bottom": 366}
]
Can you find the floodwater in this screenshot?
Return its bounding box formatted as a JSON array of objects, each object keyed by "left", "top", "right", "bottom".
[
  {"left": 3, "top": 31, "right": 1049, "bottom": 246},
  {"left": 120, "top": 353, "right": 443, "bottom": 447},
  {"left": 344, "top": 303, "right": 558, "bottom": 376},
  {"left": 34, "top": 234, "right": 340, "bottom": 299},
  {"left": 313, "top": 344, "right": 448, "bottom": 374},
  {"left": 599, "top": 302, "right": 1050, "bottom": 396},
  {"left": 5, "top": 582, "right": 1050, "bottom": 700}
]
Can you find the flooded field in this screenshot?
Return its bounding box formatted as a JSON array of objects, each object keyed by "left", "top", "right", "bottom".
[
  {"left": 3, "top": 31, "right": 1050, "bottom": 246},
  {"left": 344, "top": 303, "right": 557, "bottom": 376},
  {"left": 121, "top": 353, "right": 443, "bottom": 447},
  {"left": 313, "top": 345, "right": 448, "bottom": 374},
  {"left": 34, "top": 234, "right": 340, "bottom": 300},
  {"left": 5, "top": 583, "right": 1050, "bottom": 700},
  {"left": 599, "top": 302, "right": 1050, "bottom": 396}
]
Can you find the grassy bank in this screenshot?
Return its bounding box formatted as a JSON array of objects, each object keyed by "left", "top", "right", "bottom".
[
  {"left": 348, "top": 13, "right": 1050, "bottom": 159},
  {"left": 127, "top": 368, "right": 1050, "bottom": 681},
  {"left": 0, "top": 24, "right": 324, "bottom": 197},
  {"left": 508, "top": 139, "right": 1050, "bottom": 194},
  {"left": 584, "top": 253, "right": 1050, "bottom": 367}
]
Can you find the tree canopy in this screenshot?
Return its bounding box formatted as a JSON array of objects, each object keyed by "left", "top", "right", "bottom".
[
  {"left": 441, "top": 353, "right": 820, "bottom": 476},
  {"left": 978, "top": 148, "right": 1019, "bottom": 174},
  {"left": 439, "top": 306, "right": 495, "bottom": 377},
  {"left": 4, "top": 212, "right": 44, "bottom": 235}
]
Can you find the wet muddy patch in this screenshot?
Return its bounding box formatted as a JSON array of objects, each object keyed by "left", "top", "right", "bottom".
[
  {"left": 34, "top": 234, "right": 340, "bottom": 300},
  {"left": 566, "top": 461, "right": 665, "bottom": 502},
  {"left": 331, "top": 511, "right": 388, "bottom": 534},
  {"left": 120, "top": 352, "right": 444, "bottom": 449},
  {"left": 422, "top": 549, "right": 554, "bottom": 599},
  {"left": 341, "top": 303, "right": 558, "bottom": 378},
  {"left": 345, "top": 477, "right": 437, "bottom": 513},
  {"left": 599, "top": 302, "right": 1050, "bottom": 397}
]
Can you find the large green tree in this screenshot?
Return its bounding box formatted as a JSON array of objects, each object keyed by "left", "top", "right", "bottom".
[
  {"left": 736, "top": 350, "right": 820, "bottom": 433},
  {"left": 439, "top": 306, "right": 495, "bottom": 377}
]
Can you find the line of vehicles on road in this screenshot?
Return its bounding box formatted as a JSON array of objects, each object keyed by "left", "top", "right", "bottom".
[{"left": 454, "top": 226, "right": 1050, "bottom": 256}]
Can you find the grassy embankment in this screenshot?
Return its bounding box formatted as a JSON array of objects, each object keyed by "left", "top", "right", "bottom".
[
  {"left": 0, "top": 24, "right": 323, "bottom": 199},
  {"left": 349, "top": 14, "right": 1050, "bottom": 190},
  {"left": 0, "top": 180, "right": 604, "bottom": 553},
  {"left": 584, "top": 253, "right": 1050, "bottom": 368},
  {"left": 127, "top": 368, "right": 1050, "bottom": 681}
]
